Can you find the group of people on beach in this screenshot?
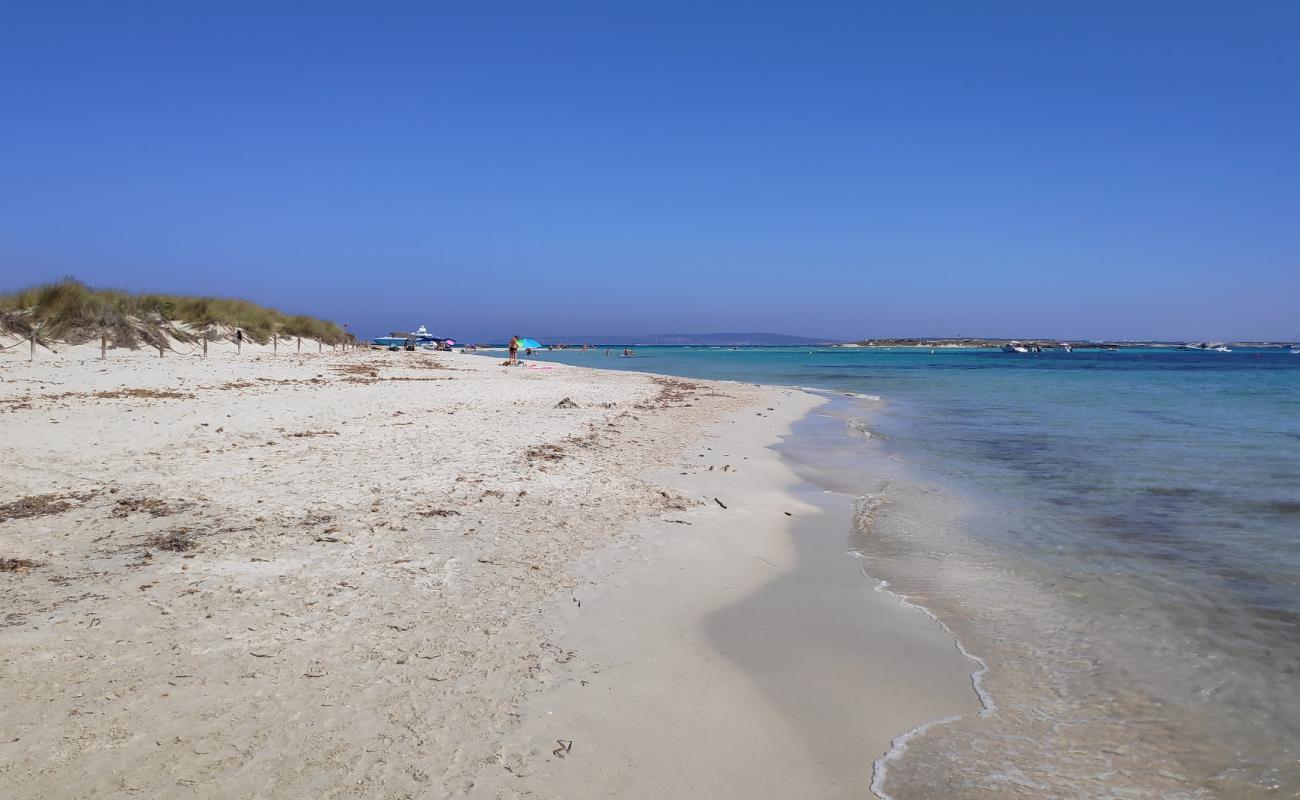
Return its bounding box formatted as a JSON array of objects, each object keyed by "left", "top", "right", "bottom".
[{"left": 503, "top": 336, "right": 635, "bottom": 366}]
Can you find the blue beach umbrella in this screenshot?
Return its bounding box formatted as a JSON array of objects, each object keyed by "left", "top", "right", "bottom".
[{"left": 517, "top": 338, "right": 542, "bottom": 350}]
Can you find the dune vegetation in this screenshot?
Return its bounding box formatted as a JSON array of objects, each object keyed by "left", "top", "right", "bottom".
[{"left": 0, "top": 278, "right": 352, "bottom": 348}]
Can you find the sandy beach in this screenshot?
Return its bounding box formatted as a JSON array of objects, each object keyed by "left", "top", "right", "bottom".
[{"left": 1, "top": 339, "right": 975, "bottom": 798}]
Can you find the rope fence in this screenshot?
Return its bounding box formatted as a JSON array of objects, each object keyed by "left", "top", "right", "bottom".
[
  {"left": 0, "top": 330, "right": 40, "bottom": 360},
  {"left": 5, "top": 328, "right": 359, "bottom": 362}
]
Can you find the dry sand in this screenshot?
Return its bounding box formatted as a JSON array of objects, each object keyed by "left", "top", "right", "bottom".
[{"left": 1, "top": 338, "right": 976, "bottom": 798}]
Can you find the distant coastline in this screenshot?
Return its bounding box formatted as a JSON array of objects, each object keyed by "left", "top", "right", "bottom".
[
  {"left": 834, "top": 337, "right": 1298, "bottom": 349},
  {"left": 524, "top": 333, "right": 1296, "bottom": 349}
]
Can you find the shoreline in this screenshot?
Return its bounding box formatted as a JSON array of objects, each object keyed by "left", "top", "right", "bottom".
[
  {"left": 474, "top": 387, "right": 980, "bottom": 798},
  {"left": 1, "top": 344, "right": 981, "bottom": 797}
]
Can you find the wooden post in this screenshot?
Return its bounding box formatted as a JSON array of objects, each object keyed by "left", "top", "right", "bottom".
[
  {"left": 318, "top": 339, "right": 322, "bottom": 354},
  {"left": 159, "top": 341, "right": 165, "bottom": 358},
  {"left": 30, "top": 330, "right": 35, "bottom": 362},
  {"left": 203, "top": 337, "right": 208, "bottom": 358},
  {"left": 237, "top": 337, "right": 241, "bottom": 356},
  {"left": 101, "top": 335, "right": 107, "bottom": 360},
  {"left": 273, "top": 336, "right": 277, "bottom": 355},
  {"left": 297, "top": 337, "right": 302, "bottom": 354}
]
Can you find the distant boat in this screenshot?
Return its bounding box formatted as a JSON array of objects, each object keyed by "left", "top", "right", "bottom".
[
  {"left": 1291, "top": 345, "right": 1300, "bottom": 354},
  {"left": 1059, "top": 342, "right": 1073, "bottom": 352},
  {"left": 374, "top": 324, "right": 456, "bottom": 350},
  {"left": 1001, "top": 341, "right": 1044, "bottom": 353}
]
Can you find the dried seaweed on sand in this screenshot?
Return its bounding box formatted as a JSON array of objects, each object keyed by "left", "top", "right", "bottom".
[{"left": 0, "top": 492, "right": 92, "bottom": 522}]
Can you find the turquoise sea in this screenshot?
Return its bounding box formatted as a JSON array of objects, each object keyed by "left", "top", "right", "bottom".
[{"left": 505, "top": 345, "right": 1300, "bottom": 798}]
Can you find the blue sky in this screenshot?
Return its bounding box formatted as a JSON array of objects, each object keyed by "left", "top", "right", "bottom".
[{"left": 2, "top": 1, "right": 1298, "bottom": 341}]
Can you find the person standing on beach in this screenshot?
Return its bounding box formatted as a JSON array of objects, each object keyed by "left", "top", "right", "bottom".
[{"left": 508, "top": 335, "right": 520, "bottom": 365}]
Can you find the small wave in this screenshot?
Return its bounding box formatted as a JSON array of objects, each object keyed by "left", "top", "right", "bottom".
[
  {"left": 850, "top": 494, "right": 998, "bottom": 800},
  {"left": 852, "top": 494, "right": 885, "bottom": 530},
  {"left": 845, "top": 418, "right": 873, "bottom": 439}
]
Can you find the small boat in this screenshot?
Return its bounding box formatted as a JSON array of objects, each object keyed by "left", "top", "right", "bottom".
[
  {"left": 1211, "top": 345, "right": 1232, "bottom": 353},
  {"left": 1059, "top": 342, "right": 1073, "bottom": 352},
  {"left": 1291, "top": 345, "right": 1300, "bottom": 354},
  {"left": 1001, "top": 341, "right": 1030, "bottom": 353},
  {"left": 374, "top": 324, "right": 458, "bottom": 351}
]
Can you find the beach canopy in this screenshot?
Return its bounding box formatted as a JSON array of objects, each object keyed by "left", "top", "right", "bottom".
[{"left": 517, "top": 338, "right": 542, "bottom": 349}]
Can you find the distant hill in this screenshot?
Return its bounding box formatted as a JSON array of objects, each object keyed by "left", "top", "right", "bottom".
[{"left": 545, "top": 332, "right": 833, "bottom": 346}]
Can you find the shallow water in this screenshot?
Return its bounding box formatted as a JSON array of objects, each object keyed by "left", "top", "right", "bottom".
[{"left": 506, "top": 345, "right": 1300, "bottom": 797}]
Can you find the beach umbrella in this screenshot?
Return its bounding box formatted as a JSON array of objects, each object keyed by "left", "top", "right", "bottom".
[{"left": 518, "top": 338, "right": 542, "bottom": 349}]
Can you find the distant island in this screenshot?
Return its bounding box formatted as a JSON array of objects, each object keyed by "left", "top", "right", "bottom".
[
  {"left": 835, "top": 338, "right": 1296, "bottom": 349},
  {"left": 535, "top": 334, "right": 1295, "bottom": 349}
]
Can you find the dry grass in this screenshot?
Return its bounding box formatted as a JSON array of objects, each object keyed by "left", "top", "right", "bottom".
[{"left": 0, "top": 278, "right": 352, "bottom": 347}]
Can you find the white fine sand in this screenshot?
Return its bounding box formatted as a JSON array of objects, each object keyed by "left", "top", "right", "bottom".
[{"left": 0, "top": 339, "right": 977, "bottom": 798}]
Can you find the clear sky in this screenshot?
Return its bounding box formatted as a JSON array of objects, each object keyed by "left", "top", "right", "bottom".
[{"left": 3, "top": 1, "right": 1298, "bottom": 341}]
